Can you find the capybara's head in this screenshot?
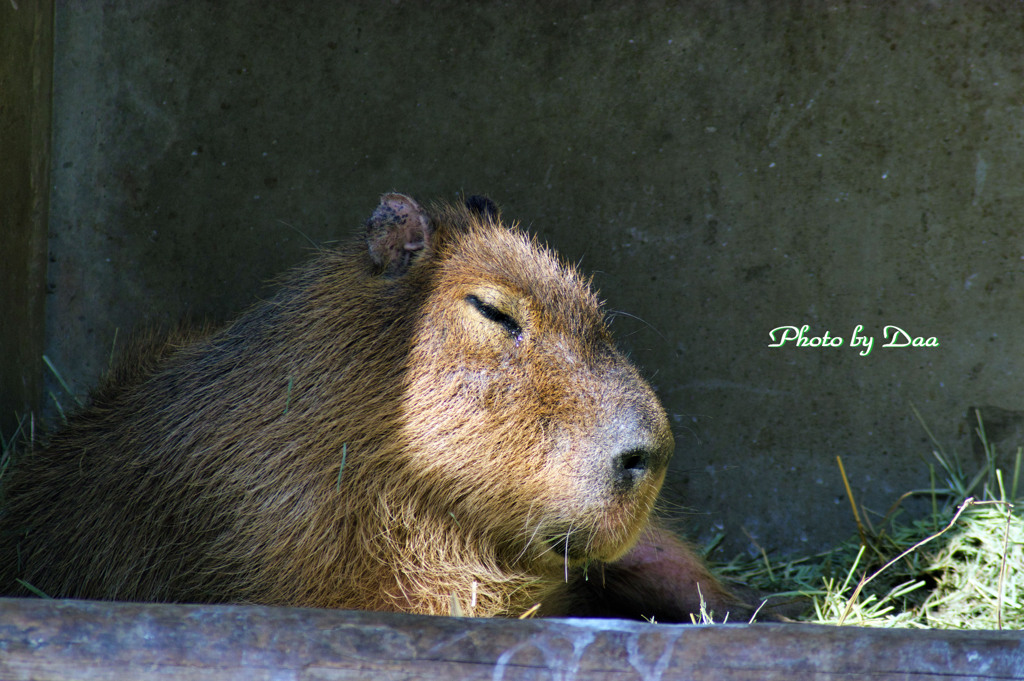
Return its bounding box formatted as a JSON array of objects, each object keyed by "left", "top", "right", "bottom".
[{"left": 368, "top": 194, "right": 674, "bottom": 576}]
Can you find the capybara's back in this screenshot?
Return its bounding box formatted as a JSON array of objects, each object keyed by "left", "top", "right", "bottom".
[{"left": 0, "top": 194, "right": 728, "bottom": 619}]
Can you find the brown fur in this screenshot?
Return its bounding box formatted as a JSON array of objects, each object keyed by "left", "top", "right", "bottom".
[{"left": 0, "top": 194, "right": 745, "bottom": 620}]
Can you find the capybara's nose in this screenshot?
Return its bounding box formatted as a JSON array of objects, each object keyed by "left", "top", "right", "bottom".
[
  {"left": 610, "top": 426, "right": 671, "bottom": 493},
  {"left": 612, "top": 447, "right": 654, "bottom": 493}
]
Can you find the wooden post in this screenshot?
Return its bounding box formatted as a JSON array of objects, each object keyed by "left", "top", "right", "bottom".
[
  {"left": 0, "top": 0, "right": 54, "bottom": 437},
  {"left": 0, "top": 597, "right": 1021, "bottom": 680}
]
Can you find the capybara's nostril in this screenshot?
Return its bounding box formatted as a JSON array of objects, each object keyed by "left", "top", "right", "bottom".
[{"left": 613, "top": 447, "right": 653, "bottom": 492}]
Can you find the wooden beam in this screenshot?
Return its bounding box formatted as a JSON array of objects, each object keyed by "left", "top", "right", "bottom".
[
  {"left": 0, "top": 0, "right": 54, "bottom": 436},
  {"left": 0, "top": 597, "right": 1021, "bottom": 680}
]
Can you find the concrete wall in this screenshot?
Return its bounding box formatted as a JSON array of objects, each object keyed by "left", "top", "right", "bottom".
[{"left": 36, "top": 2, "right": 1024, "bottom": 556}]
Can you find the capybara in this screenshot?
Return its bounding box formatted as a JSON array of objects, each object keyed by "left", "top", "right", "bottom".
[{"left": 0, "top": 193, "right": 745, "bottom": 621}]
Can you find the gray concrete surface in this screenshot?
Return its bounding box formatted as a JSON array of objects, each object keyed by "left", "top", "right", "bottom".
[{"left": 36, "top": 2, "right": 1024, "bottom": 557}]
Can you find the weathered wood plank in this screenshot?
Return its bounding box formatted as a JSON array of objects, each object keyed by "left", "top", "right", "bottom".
[{"left": 0, "top": 597, "right": 1021, "bottom": 680}]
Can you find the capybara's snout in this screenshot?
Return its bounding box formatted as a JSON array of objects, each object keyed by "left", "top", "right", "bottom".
[
  {"left": 589, "top": 374, "right": 675, "bottom": 500},
  {"left": 535, "top": 381, "right": 674, "bottom": 566},
  {"left": 609, "top": 435, "right": 671, "bottom": 497},
  {"left": 586, "top": 396, "right": 673, "bottom": 500}
]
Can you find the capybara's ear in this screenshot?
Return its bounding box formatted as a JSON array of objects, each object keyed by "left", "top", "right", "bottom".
[
  {"left": 365, "top": 192, "right": 434, "bottom": 276},
  {"left": 464, "top": 194, "right": 499, "bottom": 222}
]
